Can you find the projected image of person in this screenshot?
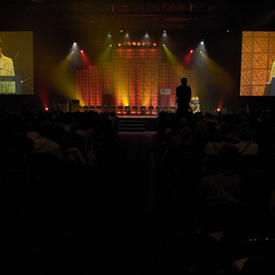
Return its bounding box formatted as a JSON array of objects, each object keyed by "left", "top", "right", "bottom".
[
  {"left": 0, "top": 36, "right": 15, "bottom": 76},
  {"left": 264, "top": 60, "right": 275, "bottom": 95},
  {"left": 269, "top": 60, "right": 275, "bottom": 83}
]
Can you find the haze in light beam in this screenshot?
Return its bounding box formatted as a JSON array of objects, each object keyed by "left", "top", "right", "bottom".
[
  {"left": 51, "top": 51, "right": 81, "bottom": 103},
  {"left": 200, "top": 51, "right": 233, "bottom": 107},
  {"left": 163, "top": 44, "right": 185, "bottom": 79}
]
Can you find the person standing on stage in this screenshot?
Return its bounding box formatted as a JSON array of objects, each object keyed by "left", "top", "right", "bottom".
[
  {"left": 176, "top": 77, "right": 192, "bottom": 115},
  {"left": 0, "top": 36, "right": 15, "bottom": 76}
]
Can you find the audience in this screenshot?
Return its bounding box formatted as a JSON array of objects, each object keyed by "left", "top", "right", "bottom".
[
  {"left": 2, "top": 107, "right": 275, "bottom": 272},
  {"left": 154, "top": 109, "right": 275, "bottom": 272}
]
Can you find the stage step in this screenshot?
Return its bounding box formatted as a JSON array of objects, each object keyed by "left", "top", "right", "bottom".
[{"left": 118, "top": 118, "right": 145, "bottom": 132}]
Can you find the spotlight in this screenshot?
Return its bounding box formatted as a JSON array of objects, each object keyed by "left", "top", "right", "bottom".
[
  {"left": 80, "top": 50, "right": 84, "bottom": 53},
  {"left": 45, "top": 106, "right": 49, "bottom": 111},
  {"left": 199, "top": 50, "right": 202, "bottom": 54},
  {"left": 132, "top": 41, "right": 136, "bottom": 46},
  {"left": 153, "top": 42, "right": 157, "bottom": 47},
  {"left": 145, "top": 32, "right": 149, "bottom": 38},
  {"left": 109, "top": 44, "right": 112, "bottom": 47},
  {"left": 73, "top": 42, "right": 77, "bottom": 45},
  {"left": 127, "top": 42, "right": 131, "bottom": 46},
  {"left": 217, "top": 108, "right": 221, "bottom": 112},
  {"left": 200, "top": 41, "right": 204, "bottom": 45},
  {"left": 137, "top": 42, "right": 141, "bottom": 46},
  {"left": 118, "top": 43, "right": 122, "bottom": 47},
  {"left": 125, "top": 32, "right": 129, "bottom": 38},
  {"left": 162, "top": 43, "right": 166, "bottom": 46},
  {"left": 120, "top": 29, "right": 123, "bottom": 33},
  {"left": 162, "top": 30, "right": 167, "bottom": 37},
  {"left": 107, "top": 32, "right": 112, "bottom": 38},
  {"left": 227, "top": 29, "right": 230, "bottom": 33},
  {"left": 142, "top": 42, "right": 146, "bottom": 46}
]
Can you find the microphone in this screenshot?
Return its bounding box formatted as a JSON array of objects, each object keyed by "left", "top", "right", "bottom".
[
  {"left": 21, "top": 76, "right": 31, "bottom": 84},
  {"left": 14, "top": 51, "right": 19, "bottom": 62}
]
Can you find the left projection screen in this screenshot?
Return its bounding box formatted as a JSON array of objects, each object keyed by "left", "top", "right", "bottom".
[{"left": 0, "top": 31, "right": 34, "bottom": 94}]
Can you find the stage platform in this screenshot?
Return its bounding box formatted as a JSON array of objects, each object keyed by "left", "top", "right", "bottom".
[
  {"left": 117, "top": 115, "right": 157, "bottom": 119},
  {"left": 117, "top": 115, "right": 157, "bottom": 132}
]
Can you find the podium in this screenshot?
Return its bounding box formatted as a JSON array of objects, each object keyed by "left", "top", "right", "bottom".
[
  {"left": 0, "top": 76, "right": 21, "bottom": 94},
  {"left": 69, "top": 99, "right": 80, "bottom": 112},
  {"left": 159, "top": 88, "right": 170, "bottom": 107},
  {"left": 264, "top": 78, "right": 275, "bottom": 96}
]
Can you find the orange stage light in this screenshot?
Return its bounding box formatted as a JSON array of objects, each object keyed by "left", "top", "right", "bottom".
[
  {"left": 137, "top": 42, "right": 141, "bottom": 46},
  {"left": 127, "top": 42, "right": 131, "bottom": 46}
]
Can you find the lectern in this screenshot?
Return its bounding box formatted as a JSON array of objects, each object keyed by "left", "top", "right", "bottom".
[
  {"left": 0, "top": 76, "right": 21, "bottom": 94},
  {"left": 159, "top": 88, "right": 170, "bottom": 107}
]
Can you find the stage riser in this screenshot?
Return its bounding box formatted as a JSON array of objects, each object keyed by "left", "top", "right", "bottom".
[{"left": 118, "top": 117, "right": 156, "bottom": 132}]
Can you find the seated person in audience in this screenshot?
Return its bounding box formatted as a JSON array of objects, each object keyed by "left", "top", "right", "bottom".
[
  {"left": 200, "top": 144, "right": 243, "bottom": 204},
  {"left": 26, "top": 121, "right": 63, "bottom": 160},
  {"left": 235, "top": 128, "right": 258, "bottom": 156}
]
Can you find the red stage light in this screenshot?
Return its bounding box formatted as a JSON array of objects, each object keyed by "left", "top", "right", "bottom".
[
  {"left": 80, "top": 50, "right": 84, "bottom": 53},
  {"left": 142, "top": 42, "right": 146, "bottom": 46},
  {"left": 45, "top": 106, "right": 49, "bottom": 111},
  {"left": 190, "top": 50, "right": 194, "bottom": 53},
  {"left": 137, "top": 42, "right": 141, "bottom": 46},
  {"left": 153, "top": 43, "right": 157, "bottom": 47},
  {"left": 118, "top": 43, "right": 122, "bottom": 47},
  {"left": 146, "top": 41, "right": 150, "bottom": 46},
  {"left": 127, "top": 42, "right": 131, "bottom": 46}
]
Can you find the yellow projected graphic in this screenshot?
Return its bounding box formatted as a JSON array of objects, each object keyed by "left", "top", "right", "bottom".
[{"left": 240, "top": 31, "right": 275, "bottom": 96}]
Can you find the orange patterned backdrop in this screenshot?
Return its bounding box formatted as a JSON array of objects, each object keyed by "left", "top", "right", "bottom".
[
  {"left": 240, "top": 31, "right": 275, "bottom": 96},
  {"left": 76, "top": 49, "right": 197, "bottom": 107}
]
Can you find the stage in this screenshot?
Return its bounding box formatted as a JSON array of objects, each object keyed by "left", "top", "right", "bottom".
[{"left": 117, "top": 115, "right": 158, "bottom": 132}]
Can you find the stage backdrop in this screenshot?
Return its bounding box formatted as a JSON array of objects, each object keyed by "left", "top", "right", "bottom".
[
  {"left": 76, "top": 48, "right": 197, "bottom": 107},
  {"left": 240, "top": 31, "right": 275, "bottom": 96}
]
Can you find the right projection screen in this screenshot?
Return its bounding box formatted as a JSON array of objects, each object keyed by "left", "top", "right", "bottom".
[{"left": 240, "top": 31, "right": 275, "bottom": 96}]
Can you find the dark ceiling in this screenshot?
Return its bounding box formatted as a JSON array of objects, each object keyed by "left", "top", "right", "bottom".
[{"left": 1, "top": 0, "right": 274, "bottom": 34}]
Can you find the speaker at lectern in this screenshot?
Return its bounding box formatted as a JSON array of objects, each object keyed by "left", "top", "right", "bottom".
[
  {"left": 264, "top": 78, "right": 275, "bottom": 96},
  {"left": 0, "top": 76, "right": 21, "bottom": 94}
]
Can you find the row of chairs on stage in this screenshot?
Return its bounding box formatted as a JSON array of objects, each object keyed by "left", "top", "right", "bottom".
[{"left": 79, "top": 105, "right": 176, "bottom": 115}]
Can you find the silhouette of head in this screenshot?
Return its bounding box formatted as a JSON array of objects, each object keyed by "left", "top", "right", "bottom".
[{"left": 181, "top": 77, "right": 187, "bottom": 85}]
